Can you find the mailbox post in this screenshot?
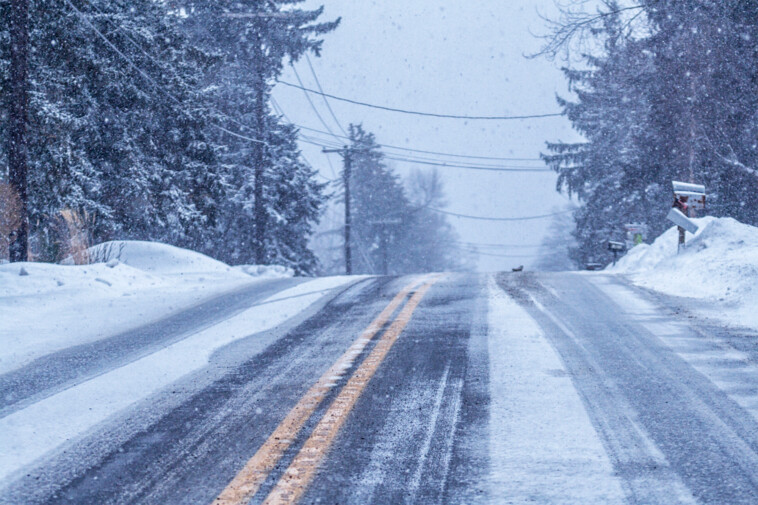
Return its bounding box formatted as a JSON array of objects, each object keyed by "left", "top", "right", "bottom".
[
  {"left": 607, "top": 240, "right": 626, "bottom": 266},
  {"left": 668, "top": 181, "right": 706, "bottom": 253}
]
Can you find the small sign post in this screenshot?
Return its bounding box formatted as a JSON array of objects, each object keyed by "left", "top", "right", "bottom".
[{"left": 624, "top": 223, "right": 648, "bottom": 249}]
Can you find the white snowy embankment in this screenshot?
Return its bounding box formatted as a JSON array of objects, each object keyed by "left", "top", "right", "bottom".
[
  {"left": 0, "top": 240, "right": 294, "bottom": 375},
  {"left": 607, "top": 216, "right": 758, "bottom": 329}
]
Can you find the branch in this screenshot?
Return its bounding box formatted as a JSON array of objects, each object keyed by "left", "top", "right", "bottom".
[
  {"left": 531, "top": 2, "right": 645, "bottom": 60},
  {"left": 702, "top": 129, "right": 758, "bottom": 178}
]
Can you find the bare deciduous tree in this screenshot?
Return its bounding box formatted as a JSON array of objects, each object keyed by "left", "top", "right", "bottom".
[{"left": 532, "top": 0, "right": 646, "bottom": 61}]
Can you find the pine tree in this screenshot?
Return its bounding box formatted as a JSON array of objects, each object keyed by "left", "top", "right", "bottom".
[
  {"left": 177, "top": 0, "right": 339, "bottom": 271},
  {"left": 345, "top": 124, "right": 407, "bottom": 274},
  {"left": 544, "top": 12, "right": 659, "bottom": 266},
  {"left": 1, "top": 0, "right": 222, "bottom": 260},
  {"left": 543, "top": 0, "right": 758, "bottom": 267},
  {"left": 346, "top": 124, "right": 465, "bottom": 275}
]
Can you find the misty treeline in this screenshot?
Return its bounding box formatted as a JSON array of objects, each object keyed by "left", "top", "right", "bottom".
[
  {"left": 542, "top": 0, "right": 758, "bottom": 267},
  {"left": 313, "top": 125, "right": 465, "bottom": 276},
  {"left": 0, "top": 0, "right": 460, "bottom": 274}
]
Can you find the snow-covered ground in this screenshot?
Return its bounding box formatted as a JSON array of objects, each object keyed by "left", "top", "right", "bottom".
[
  {"left": 0, "top": 241, "right": 292, "bottom": 375},
  {"left": 0, "top": 275, "right": 356, "bottom": 484},
  {"left": 486, "top": 276, "right": 627, "bottom": 503},
  {"left": 607, "top": 216, "right": 758, "bottom": 330},
  {"left": 0, "top": 241, "right": 360, "bottom": 484}
]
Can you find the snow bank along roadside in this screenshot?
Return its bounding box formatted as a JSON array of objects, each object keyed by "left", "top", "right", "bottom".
[
  {"left": 486, "top": 276, "right": 626, "bottom": 504},
  {"left": 0, "top": 240, "right": 293, "bottom": 375},
  {"left": 607, "top": 216, "right": 758, "bottom": 330},
  {"left": 0, "top": 275, "right": 356, "bottom": 485}
]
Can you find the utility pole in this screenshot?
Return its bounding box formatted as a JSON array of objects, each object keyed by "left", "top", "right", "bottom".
[
  {"left": 9, "top": 0, "right": 29, "bottom": 262},
  {"left": 252, "top": 20, "right": 268, "bottom": 265},
  {"left": 323, "top": 146, "right": 353, "bottom": 275}
]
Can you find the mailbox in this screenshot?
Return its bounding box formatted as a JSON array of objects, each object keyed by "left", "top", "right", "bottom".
[
  {"left": 673, "top": 181, "right": 706, "bottom": 211},
  {"left": 607, "top": 241, "right": 626, "bottom": 252}
]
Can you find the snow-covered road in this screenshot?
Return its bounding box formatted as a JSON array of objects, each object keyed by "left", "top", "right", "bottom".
[{"left": 3, "top": 270, "right": 758, "bottom": 504}]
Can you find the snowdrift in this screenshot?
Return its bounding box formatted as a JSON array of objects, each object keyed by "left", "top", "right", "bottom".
[
  {"left": 0, "top": 241, "right": 292, "bottom": 375},
  {"left": 87, "top": 241, "right": 236, "bottom": 275},
  {"left": 607, "top": 216, "right": 758, "bottom": 328}
]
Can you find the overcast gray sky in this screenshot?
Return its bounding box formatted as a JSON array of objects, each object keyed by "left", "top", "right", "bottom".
[{"left": 272, "top": 0, "right": 583, "bottom": 272}]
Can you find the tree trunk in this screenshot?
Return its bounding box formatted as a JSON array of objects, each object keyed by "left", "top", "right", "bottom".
[
  {"left": 252, "top": 27, "right": 267, "bottom": 264},
  {"left": 8, "top": 0, "right": 29, "bottom": 262}
]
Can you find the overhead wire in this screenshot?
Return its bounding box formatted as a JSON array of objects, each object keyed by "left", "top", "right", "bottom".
[
  {"left": 275, "top": 80, "right": 564, "bottom": 120},
  {"left": 428, "top": 208, "right": 574, "bottom": 222},
  {"left": 453, "top": 241, "right": 545, "bottom": 249},
  {"left": 382, "top": 156, "right": 551, "bottom": 172},
  {"left": 304, "top": 53, "right": 349, "bottom": 137},
  {"left": 270, "top": 95, "right": 339, "bottom": 180},
  {"left": 297, "top": 139, "right": 551, "bottom": 172},
  {"left": 456, "top": 249, "right": 541, "bottom": 259},
  {"left": 287, "top": 129, "right": 551, "bottom": 172},
  {"left": 64, "top": 0, "right": 271, "bottom": 147},
  {"left": 275, "top": 121, "right": 544, "bottom": 162},
  {"left": 274, "top": 124, "right": 549, "bottom": 170}
]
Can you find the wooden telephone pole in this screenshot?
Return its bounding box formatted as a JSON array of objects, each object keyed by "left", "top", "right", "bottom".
[{"left": 8, "top": 0, "right": 30, "bottom": 262}]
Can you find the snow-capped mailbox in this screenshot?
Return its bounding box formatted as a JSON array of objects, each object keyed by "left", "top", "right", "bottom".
[
  {"left": 607, "top": 241, "right": 625, "bottom": 252},
  {"left": 607, "top": 240, "right": 626, "bottom": 266},
  {"left": 672, "top": 181, "right": 706, "bottom": 211},
  {"left": 667, "top": 207, "right": 699, "bottom": 234}
]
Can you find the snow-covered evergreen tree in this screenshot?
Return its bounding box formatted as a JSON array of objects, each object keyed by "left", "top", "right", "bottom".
[
  {"left": 346, "top": 124, "right": 465, "bottom": 275},
  {"left": 543, "top": 0, "right": 758, "bottom": 267},
  {"left": 1, "top": 0, "right": 221, "bottom": 260},
  {"left": 177, "top": 0, "right": 339, "bottom": 272}
]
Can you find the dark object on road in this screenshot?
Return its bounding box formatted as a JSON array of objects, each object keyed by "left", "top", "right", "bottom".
[
  {"left": 585, "top": 263, "right": 603, "bottom": 271},
  {"left": 512, "top": 265, "right": 524, "bottom": 272}
]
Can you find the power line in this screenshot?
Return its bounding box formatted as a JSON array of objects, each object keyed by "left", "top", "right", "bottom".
[
  {"left": 428, "top": 208, "right": 573, "bottom": 222},
  {"left": 383, "top": 155, "right": 551, "bottom": 172},
  {"left": 457, "top": 249, "right": 541, "bottom": 259},
  {"left": 276, "top": 80, "right": 564, "bottom": 120},
  {"left": 381, "top": 145, "right": 542, "bottom": 162},
  {"left": 290, "top": 63, "right": 342, "bottom": 143},
  {"left": 302, "top": 141, "right": 551, "bottom": 172},
  {"left": 291, "top": 131, "right": 551, "bottom": 172},
  {"left": 304, "top": 54, "right": 349, "bottom": 137},
  {"left": 296, "top": 127, "right": 547, "bottom": 168},
  {"left": 283, "top": 122, "right": 544, "bottom": 161},
  {"left": 454, "top": 241, "right": 544, "bottom": 249},
  {"left": 64, "top": 0, "right": 270, "bottom": 147}
]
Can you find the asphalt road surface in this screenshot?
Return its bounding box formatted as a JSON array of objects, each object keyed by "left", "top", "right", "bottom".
[{"left": 3, "top": 272, "right": 758, "bottom": 504}]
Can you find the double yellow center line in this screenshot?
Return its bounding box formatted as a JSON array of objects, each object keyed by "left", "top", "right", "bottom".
[{"left": 214, "top": 274, "right": 442, "bottom": 505}]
